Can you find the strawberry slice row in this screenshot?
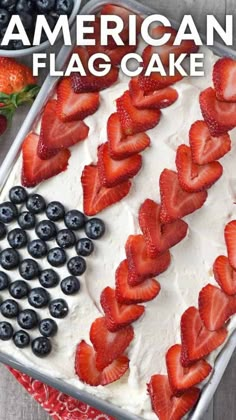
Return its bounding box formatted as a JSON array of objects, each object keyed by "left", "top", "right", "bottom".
[{"left": 149, "top": 219, "right": 236, "bottom": 420}]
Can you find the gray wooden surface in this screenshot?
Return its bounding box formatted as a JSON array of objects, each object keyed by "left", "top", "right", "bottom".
[{"left": 0, "top": 0, "right": 236, "bottom": 418}]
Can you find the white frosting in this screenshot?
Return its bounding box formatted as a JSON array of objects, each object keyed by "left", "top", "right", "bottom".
[{"left": 0, "top": 43, "right": 236, "bottom": 420}]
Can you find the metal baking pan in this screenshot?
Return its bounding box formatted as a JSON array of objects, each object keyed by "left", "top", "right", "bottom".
[{"left": 0, "top": 0, "right": 236, "bottom": 419}]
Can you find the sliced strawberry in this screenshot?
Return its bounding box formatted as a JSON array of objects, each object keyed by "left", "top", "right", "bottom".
[
  {"left": 75, "top": 340, "right": 101, "bottom": 386},
  {"left": 75, "top": 340, "right": 129, "bottom": 386},
  {"left": 71, "top": 47, "right": 119, "bottom": 93},
  {"left": 138, "top": 73, "right": 183, "bottom": 95},
  {"left": 199, "top": 284, "right": 236, "bottom": 331},
  {"left": 125, "top": 234, "right": 171, "bottom": 285},
  {"left": 107, "top": 112, "right": 150, "bottom": 160},
  {"left": 38, "top": 99, "right": 89, "bottom": 159},
  {"left": 90, "top": 317, "right": 134, "bottom": 371},
  {"left": 189, "top": 120, "right": 231, "bottom": 165},
  {"left": 213, "top": 255, "right": 236, "bottom": 296},
  {"left": 148, "top": 374, "right": 200, "bottom": 420},
  {"left": 100, "top": 355, "right": 129, "bottom": 385},
  {"left": 129, "top": 77, "right": 178, "bottom": 110},
  {"left": 87, "top": 43, "right": 137, "bottom": 66},
  {"left": 115, "top": 259, "right": 161, "bottom": 304},
  {"left": 97, "top": 142, "right": 142, "bottom": 187},
  {"left": 159, "top": 169, "right": 208, "bottom": 224},
  {"left": 213, "top": 57, "right": 236, "bottom": 102},
  {"left": 199, "top": 87, "right": 236, "bottom": 136},
  {"left": 100, "top": 287, "right": 145, "bottom": 332},
  {"left": 224, "top": 221, "right": 236, "bottom": 271},
  {"left": 100, "top": 4, "right": 143, "bottom": 41},
  {"left": 116, "top": 90, "right": 161, "bottom": 136},
  {"left": 139, "top": 199, "right": 188, "bottom": 256},
  {"left": 151, "top": 25, "right": 177, "bottom": 42},
  {"left": 180, "top": 306, "right": 227, "bottom": 367},
  {"left": 21, "top": 132, "right": 70, "bottom": 188},
  {"left": 56, "top": 77, "right": 100, "bottom": 122},
  {"left": 176, "top": 144, "right": 223, "bottom": 193},
  {"left": 81, "top": 164, "right": 131, "bottom": 216},
  {"left": 166, "top": 344, "right": 212, "bottom": 396}
]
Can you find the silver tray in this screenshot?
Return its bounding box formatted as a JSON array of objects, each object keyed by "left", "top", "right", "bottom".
[{"left": 0, "top": 1, "right": 236, "bottom": 419}]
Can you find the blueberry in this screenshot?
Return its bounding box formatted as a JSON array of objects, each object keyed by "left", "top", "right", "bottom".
[
  {"left": 0, "top": 321, "right": 13, "bottom": 340},
  {"left": 27, "top": 239, "right": 47, "bottom": 259},
  {"left": 49, "top": 298, "right": 68, "bottom": 318},
  {"left": 28, "top": 287, "right": 50, "bottom": 308},
  {"left": 16, "top": 0, "right": 33, "bottom": 13},
  {"left": 1, "top": 299, "right": 19, "bottom": 318},
  {"left": 39, "top": 318, "right": 57, "bottom": 337},
  {"left": 19, "top": 12, "right": 33, "bottom": 29},
  {"left": 56, "top": 0, "right": 73, "bottom": 15},
  {"left": 36, "top": 0, "right": 55, "bottom": 12},
  {"left": 11, "top": 39, "right": 25, "bottom": 49},
  {"left": 9, "top": 280, "right": 29, "bottom": 299},
  {"left": 39, "top": 268, "right": 59, "bottom": 288},
  {"left": 60, "top": 276, "right": 80, "bottom": 295},
  {"left": 64, "top": 210, "right": 85, "bottom": 231},
  {"left": 0, "top": 201, "right": 17, "bottom": 223},
  {"left": 0, "top": 271, "right": 9, "bottom": 290},
  {"left": 18, "top": 211, "right": 36, "bottom": 230},
  {"left": 13, "top": 330, "right": 30, "bottom": 348},
  {"left": 0, "top": 0, "right": 16, "bottom": 9},
  {"left": 0, "top": 8, "right": 10, "bottom": 29},
  {"left": 46, "top": 201, "right": 65, "bottom": 221},
  {"left": 19, "top": 258, "right": 39, "bottom": 280},
  {"left": 67, "top": 256, "right": 86, "bottom": 276},
  {"left": 26, "top": 194, "right": 46, "bottom": 214},
  {"left": 47, "top": 247, "right": 66, "bottom": 267},
  {"left": 56, "top": 229, "right": 75, "bottom": 249},
  {"left": 76, "top": 238, "right": 94, "bottom": 257},
  {"left": 0, "top": 221, "right": 6, "bottom": 239},
  {"left": 17, "top": 309, "right": 38, "bottom": 329},
  {"left": 9, "top": 186, "right": 28, "bottom": 205},
  {"left": 7, "top": 228, "right": 27, "bottom": 249},
  {"left": 32, "top": 336, "right": 52, "bottom": 357},
  {"left": 0, "top": 248, "right": 20, "bottom": 270},
  {"left": 36, "top": 220, "right": 57, "bottom": 241},
  {"left": 85, "top": 218, "right": 105, "bottom": 239}
]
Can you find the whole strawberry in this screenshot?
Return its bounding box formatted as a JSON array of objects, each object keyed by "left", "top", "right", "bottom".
[{"left": 0, "top": 57, "right": 39, "bottom": 135}]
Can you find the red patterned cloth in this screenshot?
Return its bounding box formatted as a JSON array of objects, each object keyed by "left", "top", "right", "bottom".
[{"left": 8, "top": 367, "right": 114, "bottom": 420}]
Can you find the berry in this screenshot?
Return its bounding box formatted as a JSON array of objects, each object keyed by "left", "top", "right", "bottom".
[
  {"left": 0, "top": 201, "right": 17, "bottom": 223},
  {"left": 0, "top": 321, "right": 13, "bottom": 340},
  {"left": 36, "top": 0, "right": 55, "bottom": 13},
  {"left": 18, "top": 12, "right": 33, "bottom": 29},
  {"left": 46, "top": 201, "right": 65, "bottom": 221},
  {"left": 49, "top": 298, "right": 68, "bottom": 318},
  {"left": 16, "top": 0, "right": 33, "bottom": 13},
  {"left": 28, "top": 287, "right": 50, "bottom": 308},
  {"left": 224, "top": 221, "right": 236, "bottom": 271},
  {"left": 32, "top": 336, "right": 52, "bottom": 357},
  {"left": 17, "top": 211, "right": 36, "bottom": 230},
  {"left": 129, "top": 77, "right": 178, "bottom": 110},
  {"left": 64, "top": 210, "right": 85, "bottom": 231},
  {"left": 0, "top": 115, "right": 7, "bottom": 135},
  {"left": 67, "top": 256, "right": 86, "bottom": 276},
  {"left": 0, "top": 271, "right": 9, "bottom": 290},
  {"left": 7, "top": 228, "right": 27, "bottom": 249},
  {"left": 9, "top": 186, "right": 28, "bottom": 204},
  {"left": 60, "top": 276, "right": 80, "bottom": 295},
  {"left": 213, "top": 57, "right": 236, "bottom": 102},
  {"left": 39, "top": 268, "right": 59, "bottom": 288},
  {"left": 9, "top": 280, "right": 29, "bottom": 299},
  {"left": 213, "top": 255, "right": 236, "bottom": 296},
  {"left": 39, "top": 318, "right": 57, "bottom": 337},
  {"left": 13, "top": 330, "right": 30, "bottom": 348},
  {"left": 0, "top": 8, "right": 10, "bottom": 29},
  {"left": 85, "top": 218, "right": 105, "bottom": 240},
  {"left": 0, "top": 248, "right": 20, "bottom": 270},
  {"left": 56, "top": 229, "right": 75, "bottom": 248},
  {"left": 19, "top": 258, "right": 39, "bottom": 280},
  {"left": 17, "top": 309, "right": 38, "bottom": 329},
  {"left": 76, "top": 238, "right": 94, "bottom": 257},
  {"left": 0, "top": 221, "right": 6, "bottom": 239},
  {"left": 27, "top": 239, "right": 47, "bottom": 259},
  {"left": 55, "top": 0, "right": 73, "bottom": 15},
  {"left": 47, "top": 247, "right": 66, "bottom": 267},
  {"left": 36, "top": 220, "right": 57, "bottom": 241},
  {"left": 1, "top": 0, "right": 16, "bottom": 10},
  {"left": 26, "top": 194, "right": 46, "bottom": 214},
  {"left": 1, "top": 299, "right": 19, "bottom": 318}
]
